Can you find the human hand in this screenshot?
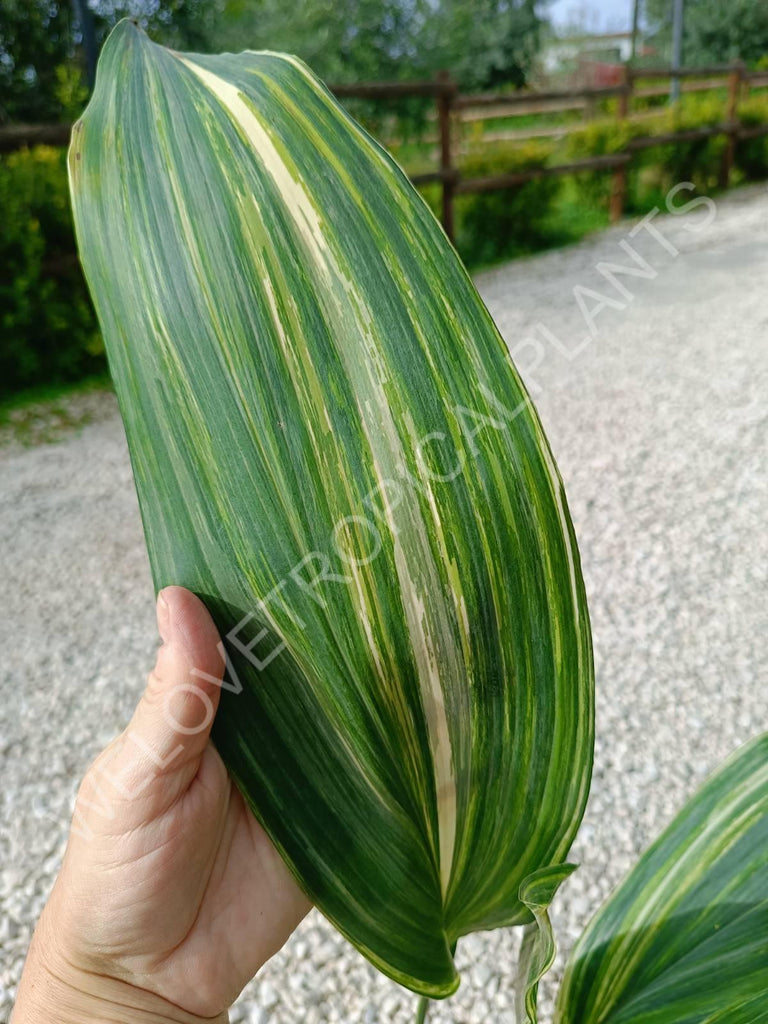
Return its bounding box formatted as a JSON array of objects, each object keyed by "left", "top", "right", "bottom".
[{"left": 12, "top": 586, "right": 311, "bottom": 1024}]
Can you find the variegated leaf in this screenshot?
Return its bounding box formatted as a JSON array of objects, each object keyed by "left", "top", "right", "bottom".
[
  {"left": 556, "top": 733, "right": 768, "bottom": 1024},
  {"left": 68, "top": 20, "right": 594, "bottom": 1002}
]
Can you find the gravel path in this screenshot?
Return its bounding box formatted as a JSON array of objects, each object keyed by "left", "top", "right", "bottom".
[{"left": 1, "top": 183, "right": 766, "bottom": 1023}]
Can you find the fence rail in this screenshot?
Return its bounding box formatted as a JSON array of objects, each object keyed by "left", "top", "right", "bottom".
[
  {"left": 454, "top": 83, "right": 629, "bottom": 109},
  {"left": 0, "top": 122, "right": 73, "bottom": 154},
  {"left": 2, "top": 62, "right": 767, "bottom": 240}
]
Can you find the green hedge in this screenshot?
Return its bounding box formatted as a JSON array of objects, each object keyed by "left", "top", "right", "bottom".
[
  {"left": 0, "top": 146, "right": 102, "bottom": 398},
  {"left": 736, "top": 95, "right": 768, "bottom": 179},
  {"left": 454, "top": 139, "right": 562, "bottom": 265},
  {"left": 631, "top": 95, "right": 728, "bottom": 209},
  {"left": 567, "top": 91, "right": 768, "bottom": 212},
  {"left": 446, "top": 90, "right": 768, "bottom": 267}
]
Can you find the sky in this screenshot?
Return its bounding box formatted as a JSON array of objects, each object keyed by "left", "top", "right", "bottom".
[{"left": 546, "top": 0, "right": 634, "bottom": 32}]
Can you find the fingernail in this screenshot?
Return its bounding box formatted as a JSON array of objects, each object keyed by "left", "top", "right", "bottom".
[{"left": 157, "top": 590, "right": 170, "bottom": 639}]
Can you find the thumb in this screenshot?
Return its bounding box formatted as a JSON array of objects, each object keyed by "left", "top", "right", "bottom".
[{"left": 101, "top": 587, "right": 226, "bottom": 813}]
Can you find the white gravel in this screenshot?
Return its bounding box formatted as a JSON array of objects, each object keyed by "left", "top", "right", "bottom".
[{"left": 1, "top": 183, "right": 766, "bottom": 1023}]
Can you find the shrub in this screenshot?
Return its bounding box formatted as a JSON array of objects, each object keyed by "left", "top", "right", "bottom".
[
  {"left": 416, "top": 182, "right": 442, "bottom": 220},
  {"left": 735, "top": 94, "right": 768, "bottom": 180},
  {"left": 650, "top": 94, "right": 727, "bottom": 194},
  {"left": 565, "top": 120, "right": 636, "bottom": 210},
  {"left": 453, "top": 139, "right": 562, "bottom": 265},
  {"left": 564, "top": 93, "right": 737, "bottom": 216},
  {"left": 0, "top": 146, "right": 102, "bottom": 397},
  {"left": 627, "top": 138, "right": 725, "bottom": 214}
]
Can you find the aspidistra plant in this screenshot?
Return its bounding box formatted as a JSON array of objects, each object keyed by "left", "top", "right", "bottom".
[{"left": 68, "top": 21, "right": 766, "bottom": 1023}]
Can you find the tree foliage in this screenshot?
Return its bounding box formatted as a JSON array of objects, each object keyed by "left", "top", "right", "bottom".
[
  {"left": 1, "top": 0, "right": 546, "bottom": 126},
  {"left": 210, "top": 0, "right": 544, "bottom": 88},
  {"left": 426, "top": 0, "right": 542, "bottom": 90},
  {"left": 0, "top": 1, "right": 78, "bottom": 123},
  {"left": 646, "top": 0, "right": 768, "bottom": 65},
  {"left": 0, "top": 0, "right": 221, "bottom": 124},
  {"left": 90, "top": 0, "right": 224, "bottom": 52}
]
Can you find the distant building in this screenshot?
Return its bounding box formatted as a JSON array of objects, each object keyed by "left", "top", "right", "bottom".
[
  {"left": 539, "top": 31, "right": 654, "bottom": 87},
  {"left": 542, "top": 31, "right": 634, "bottom": 73}
]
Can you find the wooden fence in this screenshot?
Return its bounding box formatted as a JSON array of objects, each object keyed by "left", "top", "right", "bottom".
[
  {"left": 387, "top": 62, "right": 768, "bottom": 240},
  {"left": 2, "top": 62, "right": 768, "bottom": 242}
]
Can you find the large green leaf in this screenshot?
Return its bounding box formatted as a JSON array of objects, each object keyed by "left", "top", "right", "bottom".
[
  {"left": 556, "top": 733, "right": 768, "bottom": 1024},
  {"left": 68, "top": 21, "right": 593, "bottom": 1001}
]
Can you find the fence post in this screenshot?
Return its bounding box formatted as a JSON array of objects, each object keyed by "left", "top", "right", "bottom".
[
  {"left": 610, "top": 64, "right": 633, "bottom": 223},
  {"left": 719, "top": 60, "right": 744, "bottom": 189},
  {"left": 435, "top": 70, "right": 457, "bottom": 242}
]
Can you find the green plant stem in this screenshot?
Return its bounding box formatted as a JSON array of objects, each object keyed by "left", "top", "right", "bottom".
[{"left": 415, "top": 996, "right": 430, "bottom": 1023}]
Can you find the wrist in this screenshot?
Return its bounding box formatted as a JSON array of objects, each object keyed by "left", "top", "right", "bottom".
[{"left": 12, "top": 912, "right": 228, "bottom": 1024}]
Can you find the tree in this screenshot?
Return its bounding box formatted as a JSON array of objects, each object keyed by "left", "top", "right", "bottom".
[
  {"left": 425, "top": 0, "right": 543, "bottom": 90},
  {"left": 646, "top": 0, "right": 768, "bottom": 65},
  {"left": 0, "top": 0, "right": 222, "bottom": 125},
  {"left": 1, "top": 0, "right": 548, "bottom": 128},
  {"left": 211, "top": 0, "right": 544, "bottom": 89},
  {"left": 209, "top": 0, "right": 426, "bottom": 82},
  {"left": 0, "top": 1, "right": 78, "bottom": 123},
  {"left": 90, "top": 0, "right": 224, "bottom": 52}
]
